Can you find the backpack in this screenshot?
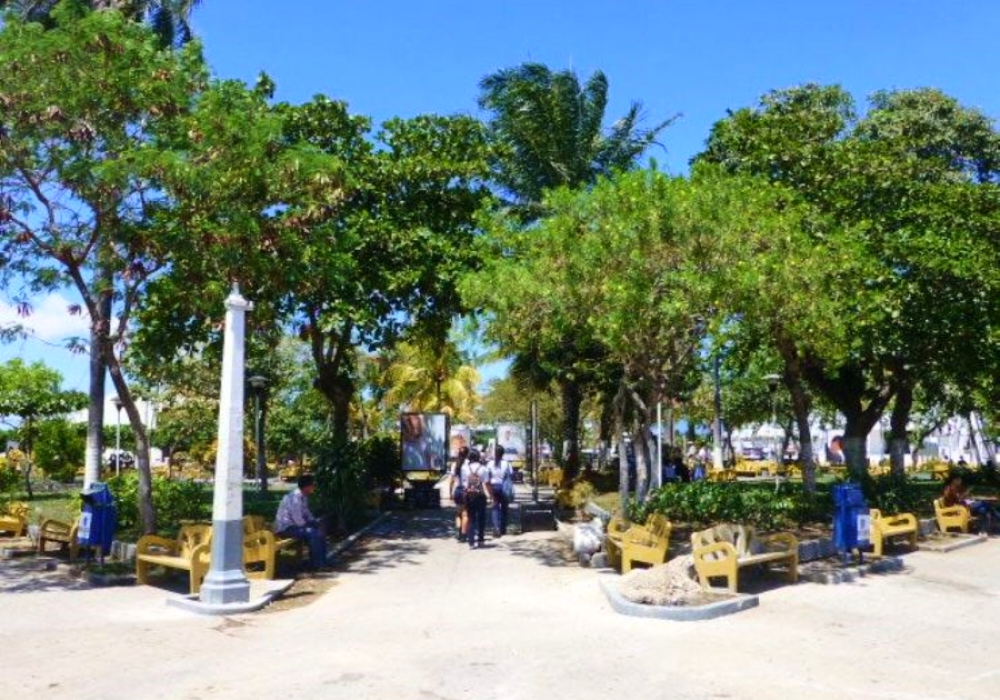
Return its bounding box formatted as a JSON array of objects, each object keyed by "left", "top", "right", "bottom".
[{"left": 466, "top": 467, "right": 484, "bottom": 500}]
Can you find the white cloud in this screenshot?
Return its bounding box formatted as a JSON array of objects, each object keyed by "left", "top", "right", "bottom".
[{"left": 0, "top": 292, "right": 90, "bottom": 342}]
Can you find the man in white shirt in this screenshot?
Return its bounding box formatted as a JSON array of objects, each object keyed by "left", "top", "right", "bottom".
[{"left": 275, "top": 474, "right": 328, "bottom": 570}]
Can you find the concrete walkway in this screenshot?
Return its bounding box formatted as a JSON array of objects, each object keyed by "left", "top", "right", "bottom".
[{"left": 1, "top": 486, "right": 999, "bottom": 699}]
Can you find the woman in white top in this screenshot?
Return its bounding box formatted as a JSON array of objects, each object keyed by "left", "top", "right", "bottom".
[
  {"left": 449, "top": 446, "right": 470, "bottom": 542},
  {"left": 488, "top": 445, "right": 514, "bottom": 537}
]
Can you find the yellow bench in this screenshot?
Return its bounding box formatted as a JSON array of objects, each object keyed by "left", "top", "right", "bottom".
[
  {"left": 620, "top": 513, "right": 672, "bottom": 573},
  {"left": 933, "top": 498, "right": 972, "bottom": 534},
  {"left": 37, "top": 516, "right": 82, "bottom": 559},
  {"left": 242, "top": 515, "right": 303, "bottom": 579},
  {"left": 604, "top": 515, "right": 630, "bottom": 571},
  {"left": 869, "top": 508, "right": 918, "bottom": 556},
  {"left": 0, "top": 501, "right": 29, "bottom": 537},
  {"left": 545, "top": 467, "right": 563, "bottom": 489},
  {"left": 136, "top": 524, "right": 212, "bottom": 595},
  {"left": 691, "top": 523, "right": 798, "bottom": 593}
]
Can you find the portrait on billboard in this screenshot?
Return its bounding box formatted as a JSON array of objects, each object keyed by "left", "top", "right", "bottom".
[
  {"left": 400, "top": 413, "right": 449, "bottom": 472},
  {"left": 496, "top": 423, "right": 526, "bottom": 462}
]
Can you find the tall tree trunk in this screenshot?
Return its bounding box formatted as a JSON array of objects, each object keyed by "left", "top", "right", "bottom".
[
  {"left": 613, "top": 384, "right": 629, "bottom": 516},
  {"left": 799, "top": 351, "right": 895, "bottom": 481},
  {"left": 634, "top": 417, "right": 650, "bottom": 503},
  {"left": 558, "top": 377, "right": 582, "bottom": 480},
  {"left": 315, "top": 365, "right": 354, "bottom": 445},
  {"left": 842, "top": 411, "right": 881, "bottom": 481},
  {"left": 21, "top": 416, "right": 34, "bottom": 500},
  {"left": 84, "top": 283, "right": 112, "bottom": 488},
  {"left": 106, "top": 353, "right": 156, "bottom": 534},
  {"left": 307, "top": 321, "right": 355, "bottom": 445},
  {"left": 780, "top": 350, "right": 816, "bottom": 493},
  {"left": 888, "top": 384, "right": 913, "bottom": 476}
]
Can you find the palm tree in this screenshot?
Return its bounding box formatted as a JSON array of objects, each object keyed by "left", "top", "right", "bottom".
[
  {"left": 381, "top": 340, "right": 482, "bottom": 425},
  {"left": 1, "top": 0, "right": 202, "bottom": 46},
  {"left": 478, "top": 62, "right": 675, "bottom": 219},
  {"left": 478, "top": 62, "right": 674, "bottom": 476}
]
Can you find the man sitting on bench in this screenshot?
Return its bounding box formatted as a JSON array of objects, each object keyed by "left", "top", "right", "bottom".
[{"left": 275, "top": 474, "right": 329, "bottom": 570}]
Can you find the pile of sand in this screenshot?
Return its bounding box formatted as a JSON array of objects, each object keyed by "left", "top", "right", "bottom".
[{"left": 616, "top": 554, "right": 704, "bottom": 606}]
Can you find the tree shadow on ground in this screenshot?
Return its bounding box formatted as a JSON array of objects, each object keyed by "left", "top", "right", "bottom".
[
  {"left": 500, "top": 534, "right": 579, "bottom": 568},
  {"left": 0, "top": 556, "right": 93, "bottom": 593},
  {"left": 335, "top": 508, "right": 455, "bottom": 576}
]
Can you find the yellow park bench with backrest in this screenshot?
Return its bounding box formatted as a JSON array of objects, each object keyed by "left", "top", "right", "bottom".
[
  {"left": 0, "top": 501, "right": 29, "bottom": 537},
  {"left": 603, "top": 515, "right": 630, "bottom": 571},
  {"left": 136, "top": 523, "right": 212, "bottom": 595},
  {"left": 933, "top": 498, "right": 972, "bottom": 534},
  {"left": 869, "top": 508, "right": 918, "bottom": 556},
  {"left": 37, "top": 516, "right": 82, "bottom": 559},
  {"left": 691, "top": 523, "right": 798, "bottom": 593},
  {"left": 620, "top": 514, "right": 672, "bottom": 573},
  {"left": 545, "top": 467, "right": 563, "bottom": 489},
  {"left": 242, "top": 515, "right": 303, "bottom": 579}
]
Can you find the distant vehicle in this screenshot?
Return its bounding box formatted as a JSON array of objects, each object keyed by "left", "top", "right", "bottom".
[{"left": 741, "top": 447, "right": 765, "bottom": 461}]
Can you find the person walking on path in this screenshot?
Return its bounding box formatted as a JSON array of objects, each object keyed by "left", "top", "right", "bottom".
[
  {"left": 450, "top": 445, "right": 470, "bottom": 542},
  {"left": 462, "top": 449, "right": 489, "bottom": 549},
  {"left": 275, "top": 474, "right": 329, "bottom": 570},
  {"left": 488, "top": 444, "right": 514, "bottom": 537}
]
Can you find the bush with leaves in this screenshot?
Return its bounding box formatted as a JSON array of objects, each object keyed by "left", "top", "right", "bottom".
[
  {"left": 108, "top": 473, "right": 210, "bottom": 537},
  {"left": 314, "top": 441, "right": 369, "bottom": 536},
  {"left": 865, "top": 474, "right": 942, "bottom": 516},
  {"left": 314, "top": 435, "right": 404, "bottom": 534},
  {"left": 634, "top": 481, "right": 824, "bottom": 531},
  {"left": 34, "top": 419, "right": 85, "bottom": 483}
]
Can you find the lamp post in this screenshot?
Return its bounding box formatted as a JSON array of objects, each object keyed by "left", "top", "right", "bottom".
[
  {"left": 764, "top": 374, "right": 782, "bottom": 485},
  {"left": 112, "top": 396, "right": 123, "bottom": 478},
  {"left": 711, "top": 353, "right": 724, "bottom": 471},
  {"left": 248, "top": 375, "right": 268, "bottom": 493}
]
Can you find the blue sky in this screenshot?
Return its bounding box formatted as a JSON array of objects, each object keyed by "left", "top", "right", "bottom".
[{"left": 2, "top": 0, "right": 999, "bottom": 392}]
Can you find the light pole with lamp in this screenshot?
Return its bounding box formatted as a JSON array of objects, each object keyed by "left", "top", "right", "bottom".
[
  {"left": 112, "top": 396, "right": 123, "bottom": 478},
  {"left": 248, "top": 375, "right": 268, "bottom": 493},
  {"left": 764, "top": 374, "right": 782, "bottom": 489}
]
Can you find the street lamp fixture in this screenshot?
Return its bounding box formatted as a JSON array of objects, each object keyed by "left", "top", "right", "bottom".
[
  {"left": 762, "top": 374, "right": 782, "bottom": 479},
  {"left": 112, "top": 396, "right": 123, "bottom": 478},
  {"left": 248, "top": 375, "right": 268, "bottom": 493}
]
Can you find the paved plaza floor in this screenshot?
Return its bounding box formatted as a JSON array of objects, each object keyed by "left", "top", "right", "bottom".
[{"left": 1, "top": 490, "right": 999, "bottom": 700}]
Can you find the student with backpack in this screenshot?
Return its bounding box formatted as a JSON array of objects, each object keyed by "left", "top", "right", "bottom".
[
  {"left": 462, "top": 449, "right": 489, "bottom": 549},
  {"left": 449, "top": 446, "right": 470, "bottom": 542},
  {"left": 488, "top": 444, "right": 514, "bottom": 537}
]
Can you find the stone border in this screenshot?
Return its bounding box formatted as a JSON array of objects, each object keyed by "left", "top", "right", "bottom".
[
  {"left": 798, "top": 555, "right": 904, "bottom": 584},
  {"left": 598, "top": 573, "right": 759, "bottom": 621},
  {"left": 917, "top": 532, "right": 987, "bottom": 553}
]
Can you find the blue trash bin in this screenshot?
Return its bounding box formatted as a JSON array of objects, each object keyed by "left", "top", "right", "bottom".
[
  {"left": 832, "top": 483, "right": 870, "bottom": 562},
  {"left": 78, "top": 482, "right": 117, "bottom": 560}
]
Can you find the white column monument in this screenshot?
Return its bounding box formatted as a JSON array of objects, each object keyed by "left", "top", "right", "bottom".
[{"left": 199, "top": 285, "right": 252, "bottom": 604}]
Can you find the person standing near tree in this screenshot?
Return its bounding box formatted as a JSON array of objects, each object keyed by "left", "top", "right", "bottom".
[
  {"left": 462, "top": 449, "right": 489, "bottom": 549},
  {"left": 488, "top": 444, "right": 513, "bottom": 537}
]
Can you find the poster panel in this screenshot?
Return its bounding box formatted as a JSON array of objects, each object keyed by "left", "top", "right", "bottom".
[
  {"left": 449, "top": 424, "right": 472, "bottom": 459},
  {"left": 400, "top": 413, "right": 449, "bottom": 472},
  {"left": 496, "top": 423, "right": 526, "bottom": 463}
]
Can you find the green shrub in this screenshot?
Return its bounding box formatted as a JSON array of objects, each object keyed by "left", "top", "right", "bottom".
[
  {"left": 865, "top": 474, "right": 940, "bottom": 516},
  {"left": 314, "top": 441, "right": 369, "bottom": 535},
  {"left": 34, "top": 419, "right": 85, "bottom": 483},
  {"left": 636, "top": 481, "right": 826, "bottom": 531},
  {"left": 108, "top": 472, "right": 210, "bottom": 536}
]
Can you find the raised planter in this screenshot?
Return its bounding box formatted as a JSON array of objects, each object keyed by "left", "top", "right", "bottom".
[{"left": 598, "top": 572, "right": 758, "bottom": 621}]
